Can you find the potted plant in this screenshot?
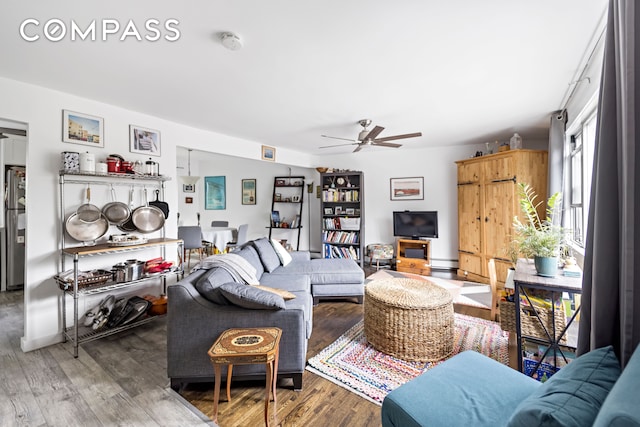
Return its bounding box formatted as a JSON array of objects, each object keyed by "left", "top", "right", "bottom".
[{"left": 511, "top": 183, "right": 566, "bottom": 277}]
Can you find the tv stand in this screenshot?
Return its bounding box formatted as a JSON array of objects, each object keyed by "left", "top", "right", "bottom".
[{"left": 395, "top": 238, "right": 431, "bottom": 275}]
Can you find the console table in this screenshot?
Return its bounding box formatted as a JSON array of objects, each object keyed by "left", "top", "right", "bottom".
[{"left": 513, "top": 259, "right": 582, "bottom": 377}]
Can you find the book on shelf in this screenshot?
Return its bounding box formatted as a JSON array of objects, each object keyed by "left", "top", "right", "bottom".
[{"left": 562, "top": 264, "right": 582, "bottom": 277}]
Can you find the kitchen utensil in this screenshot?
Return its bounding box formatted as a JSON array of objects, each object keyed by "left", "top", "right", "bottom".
[
  {"left": 76, "top": 185, "right": 102, "bottom": 223},
  {"left": 145, "top": 158, "right": 159, "bottom": 176},
  {"left": 131, "top": 188, "right": 165, "bottom": 233},
  {"left": 102, "top": 185, "right": 131, "bottom": 224},
  {"left": 106, "top": 157, "right": 121, "bottom": 173},
  {"left": 124, "top": 259, "right": 145, "bottom": 281},
  {"left": 112, "top": 263, "right": 127, "bottom": 283},
  {"left": 65, "top": 211, "right": 109, "bottom": 244},
  {"left": 149, "top": 189, "right": 169, "bottom": 218},
  {"left": 118, "top": 187, "right": 138, "bottom": 232},
  {"left": 79, "top": 152, "right": 95, "bottom": 173}
]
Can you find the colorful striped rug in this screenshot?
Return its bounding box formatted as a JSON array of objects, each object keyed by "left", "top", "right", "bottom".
[{"left": 306, "top": 313, "right": 509, "bottom": 405}]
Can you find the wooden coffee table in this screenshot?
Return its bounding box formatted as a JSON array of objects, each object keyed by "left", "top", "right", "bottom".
[{"left": 207, "top": 327, "right": 282, "bottom": 426}]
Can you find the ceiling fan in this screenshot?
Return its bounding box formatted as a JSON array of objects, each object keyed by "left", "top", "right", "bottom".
[{"left": 320, "top": 119, "right": 422, "bottom": 153}]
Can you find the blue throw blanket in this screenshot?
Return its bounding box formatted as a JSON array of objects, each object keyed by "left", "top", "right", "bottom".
[{"left": 191, "top": 253, "right": 260, "bottom": 285}]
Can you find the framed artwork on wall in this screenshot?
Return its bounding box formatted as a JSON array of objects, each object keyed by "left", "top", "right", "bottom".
[
  {"left": 129, "top": 125, "right": 161, "bottom": 156},
  {"left": 183, "top": 184, "right": 195, "bottom": 193},
  {"left": 262, "top": 145, "right": 275, "bottom": 161},
  {"left": 62, "top": 110, "right": 104, "bottom": 147},
  {"left": 390, "top": 177, "right": 424, "bottom": 201},
  {"left": 242, "top": 179, "right": 256, "bottom": 205},
  {"left": 204, "top": 176, "right": 226, "bottom": 210}
]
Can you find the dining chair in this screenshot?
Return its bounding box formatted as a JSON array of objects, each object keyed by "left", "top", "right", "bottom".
[
  {"left": 178, "top": 226, "right": 204, "bottom": 267},
  {"left": 225, "top": 223, "right": 249, "bottom": 252},
  {"left": 211, "top": 221, "right": 229, "bottom": 227}
]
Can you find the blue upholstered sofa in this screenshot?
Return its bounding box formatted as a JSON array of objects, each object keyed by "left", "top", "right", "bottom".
[
  {"left": 382, "top": 343, "right": 640, "bottom": 427},
  {"left": 167, "top": 237, "right": 364, "bottom": 391}
]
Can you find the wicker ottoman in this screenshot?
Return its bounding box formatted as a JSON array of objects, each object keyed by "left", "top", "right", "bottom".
[{"left": 364, "top": 278, "right": 454, "bottom": 361}]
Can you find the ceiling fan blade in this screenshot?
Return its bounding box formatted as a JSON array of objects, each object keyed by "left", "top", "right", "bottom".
[
  {"left": 372, "top": 141, "right": 402, "bottom": 148},
  {"left": 363, "top": 125, "right": 385, "bottom": 141},
  {"left": 374, "top": 132, "right": 422, "bottom": 143},
  {"left": 319, "top": 142, "right": 359, "bottom": 149},
  {"left": 353, "top": 144, "right": 364, "bottom": 153},
  {"left": 320, "top": 135, "right": 358, "bottom": 142}
]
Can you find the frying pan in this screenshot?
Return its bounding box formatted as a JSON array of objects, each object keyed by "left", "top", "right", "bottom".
[
  {"left": 149, "top": 189, "right": 169, "bottom": 219},
  {"left": 118, "top": 187, "right": 138, "bottom": 233},
  {"left": 65, "top": 211, "right": 109, "bottom": 244},
  {"left": 131, "top": 188, "right": 165, "bottom": 233},
  {"left": 76, "top": 185, "right": 102, "bottom": 223},
  {"left": 102, "top": 185, "right": 131, "bottom": 224}
]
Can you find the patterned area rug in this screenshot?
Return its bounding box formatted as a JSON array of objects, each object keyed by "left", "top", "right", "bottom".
[{"left": 306, "top": 313, "right": 509, "bottom": 405}]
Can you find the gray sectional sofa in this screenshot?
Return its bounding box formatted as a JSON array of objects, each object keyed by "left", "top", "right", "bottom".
[{"left": 167, "top": 237, "right": 364, "bottom": 391}]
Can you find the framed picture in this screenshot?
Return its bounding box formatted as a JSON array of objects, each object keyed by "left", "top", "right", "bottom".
[
  {"left": 262, "top": 145, "right": 276, "bottom": 161},
  {"left": 183, "top": 184, "right": 195, "bottom": 193},
  {"left": 62, "top": 110, "right": 104, "bottom": 147},
  {"left": 130, "top": 125, "right": 161, "bottom": 156},
  {"left": 242, "top": 178, "right": 256, "bottom": 205},
  {"left": 324, "top": 207, "right": 333, "bottom": 215},
  {"left": 204, "top": 176, "right": 226, "bottom": 210},
  {"left": 345, "top": 207, "right": 355, "bottom": 215},
  {"left": 185, "top": 197, "right": 193, "bottom": 204},
  {"left": 390, "top": 177, "right": 424, "bottom": 201},
  {"left": 334, "top": 206, "right": 343, "bottom": 215}
]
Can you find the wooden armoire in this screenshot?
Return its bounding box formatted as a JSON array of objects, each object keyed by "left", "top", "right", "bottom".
[{"left": 456, "top": 150, "right": 548, "bottom": 284}]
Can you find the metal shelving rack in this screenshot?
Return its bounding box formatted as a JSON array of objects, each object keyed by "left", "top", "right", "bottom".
[{"left": 58, "top": 172, "right": 183, "bottom": 358}]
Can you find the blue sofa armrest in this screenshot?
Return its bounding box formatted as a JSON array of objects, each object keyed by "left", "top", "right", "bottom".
[
  {"left": 290, "top": 250, "right": 310, "bottom": 262},
  {"left": 594, "top": 343, "right": 640, "bottom": 427},
  {"left": 381, "top": 350, "right": 540, "bottom": 427}
]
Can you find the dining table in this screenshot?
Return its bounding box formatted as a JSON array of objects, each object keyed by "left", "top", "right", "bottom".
[{"left": 201, "top": 226, "right": 237, "bottom": 254}]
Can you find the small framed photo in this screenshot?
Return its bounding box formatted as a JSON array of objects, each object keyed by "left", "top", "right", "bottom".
[
  {"left": 242, "top": 179, "right": 256, "bottom": 205},
  {"left": 390, "top": 177, "right": 424, "bottom": 201},
  {"left": 274, "top": 193, "right": 282, "bottom": 201},
  {"left": 262, "top": 145, "right": 276, "bottom": 161},
  {"left": 62, "top": 110, "right": 104, "bottom": 147},
  {"left": 275, "top": 179, "right": 286, "bottom": 186},
  {"left": 183, "top": 184, "right": 195, "bottom": 193},
  {"left": 185, "top": 197, "right": 193, "bottom": 204},
  {"left": 324, "top": 207, "right": 333, "bottom": 215},
  {"left": 334, "top": 206, "right": 343, "bottom": 215},
  {"left": 130, "top": 125, "right": 161, "bottom": 156},
  {"left": 345, "top": 207, "right": 355, "bottom": 215}
]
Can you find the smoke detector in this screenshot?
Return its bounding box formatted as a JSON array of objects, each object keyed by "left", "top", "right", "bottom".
[{"left": 221, "top": 32, "right": 242, "bottom": 51}]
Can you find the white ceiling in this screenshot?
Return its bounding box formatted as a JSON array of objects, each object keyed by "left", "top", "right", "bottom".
[{"left": 1, "top": 1, "right": 608, "bottom": 154}]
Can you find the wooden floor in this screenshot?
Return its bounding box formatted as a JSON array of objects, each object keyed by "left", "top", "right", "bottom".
[{"left": 0, "top": 268, "right": 516, "bottom": 427}]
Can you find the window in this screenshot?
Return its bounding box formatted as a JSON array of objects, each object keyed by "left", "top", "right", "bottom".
[{"left": 566, "top": 107, "right": 597, "bottom": 249}]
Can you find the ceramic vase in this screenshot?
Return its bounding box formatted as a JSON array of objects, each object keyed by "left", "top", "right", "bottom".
[{"left": 534, "top": 256, "right": 558, "bottom": 277}]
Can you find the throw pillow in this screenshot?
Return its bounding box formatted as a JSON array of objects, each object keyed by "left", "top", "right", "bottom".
[
  {"left": 194, "top": 269, "right": 235, "bottom": 305},
  {"left": 219, "top": 282, "right": 286, "bottom": 310},
  {"left": 270, "top": 238, "right": 293, "bottom": 266},
  {"left": 253, "top": 284, "right": 296, "bottom": 300},
  {"left": 252, "top": 237, "right": 281, "bottom": 273},
  {"left": 507, "top": 345, "right": 621, "bottom": 427}
]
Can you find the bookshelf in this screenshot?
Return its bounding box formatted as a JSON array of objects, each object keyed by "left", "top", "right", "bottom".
[{"left": 268, "top": 176, "right": 304, "bottom": 250}]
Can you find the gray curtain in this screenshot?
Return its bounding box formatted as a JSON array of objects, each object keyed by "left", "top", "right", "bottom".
[
  {"left": 547, "top": 110, "right": 567, "bottom": 198},
  {"left": 577, "top": 0, "right": 640, "bottom": 367}
]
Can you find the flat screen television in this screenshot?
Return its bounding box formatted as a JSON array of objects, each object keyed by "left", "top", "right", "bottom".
[{"left": 393, "top": 211, "right": 438, "bottom": 239}]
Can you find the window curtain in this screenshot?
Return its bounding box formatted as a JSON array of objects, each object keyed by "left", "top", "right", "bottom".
[
  {"left": 547, "top": 110, "right": 566, "bottom": 198},
  {"left": 577, "top": 0, "right": 640, "bottom": 367}
]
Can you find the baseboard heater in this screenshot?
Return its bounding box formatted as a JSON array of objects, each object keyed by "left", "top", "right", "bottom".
[{"left": 430, "top": 257, "right": 459, "bottom": 271}]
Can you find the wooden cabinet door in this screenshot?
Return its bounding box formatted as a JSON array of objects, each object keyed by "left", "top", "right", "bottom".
[
  {"left": 484, "top": 155, "right": 515, "bottom": 181},
  {"left": 458, "top": 184, "right": 481, "bottom": 254},
  {"left": 457, "top": 162, "right": 481, "bottom": 184},
  {"left": 483, "top": 180, "right": 516, "bottom": 259}
]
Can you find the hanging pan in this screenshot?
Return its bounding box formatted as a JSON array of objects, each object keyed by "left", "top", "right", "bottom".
[
  {"left": 76, "top": 184, "right": 102, "bottom": 223},
  {"left": 131, "top": 188, "right": 165, "bottom": 233},
  {"left": 149, "top": 189, "right": 169, "bottom": 219},
  {"left": 102, "top": 185, "right": 131, "bottom": 224},
  {"left": 118, "top": 187, "right": 138, "bottom": 233},
  {"left": 65, "top": 211, "right": 109, "bottom": 245}
]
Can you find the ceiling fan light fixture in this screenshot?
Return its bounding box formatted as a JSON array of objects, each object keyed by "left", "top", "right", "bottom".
[{"left": 221, "top": 32, "right": 243, "bottom": 51}]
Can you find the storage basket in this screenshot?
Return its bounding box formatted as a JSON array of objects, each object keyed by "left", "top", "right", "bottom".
[
  {"left": 55, "top": 269, "right": 113, "bottom": 291},
  {"left": 500, "top": 300, "right": 566, "bottom": 344}
]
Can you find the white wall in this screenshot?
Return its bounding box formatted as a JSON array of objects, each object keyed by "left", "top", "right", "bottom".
[{"left": 0, "top": 76, "right": 314, "bottom": 352}]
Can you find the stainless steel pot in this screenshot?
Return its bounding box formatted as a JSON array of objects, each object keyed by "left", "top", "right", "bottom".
[
  {"left": 131, "top": 189, "right": 165, "bottom": 233},
  {"left": 125, "top": 259, "right": 145, "bottom": 281},
  {"left": 65, "top": 211, "right": 109, "bottom": 244},
  {"left": 112, "top": 263, "right": 127, "bottom": 283}
]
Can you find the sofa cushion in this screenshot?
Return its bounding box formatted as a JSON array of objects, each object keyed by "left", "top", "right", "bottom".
[
  {"left": 237, "top": 246, "right": 265, "bottom": 277},
  {"left": 259, "top": 273, "right": 311, "bottom": 293},
  {"left": 218, "top": 282, "right": 286, "bottom": 310},
  {"left": 194, "top": 268, "right": 235, "bottom": 305},
  {"left": 253, "top": 284, "right": 296, "bottom": 300},
  {"left": 507, "top": 345, "right": 621, "bottom": 427},
  {"left": 270, "top": 238, "right": 293, "bottom": 266},
  {"left": 252, "top": 237, "right": 281, "bottom": 273}
]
